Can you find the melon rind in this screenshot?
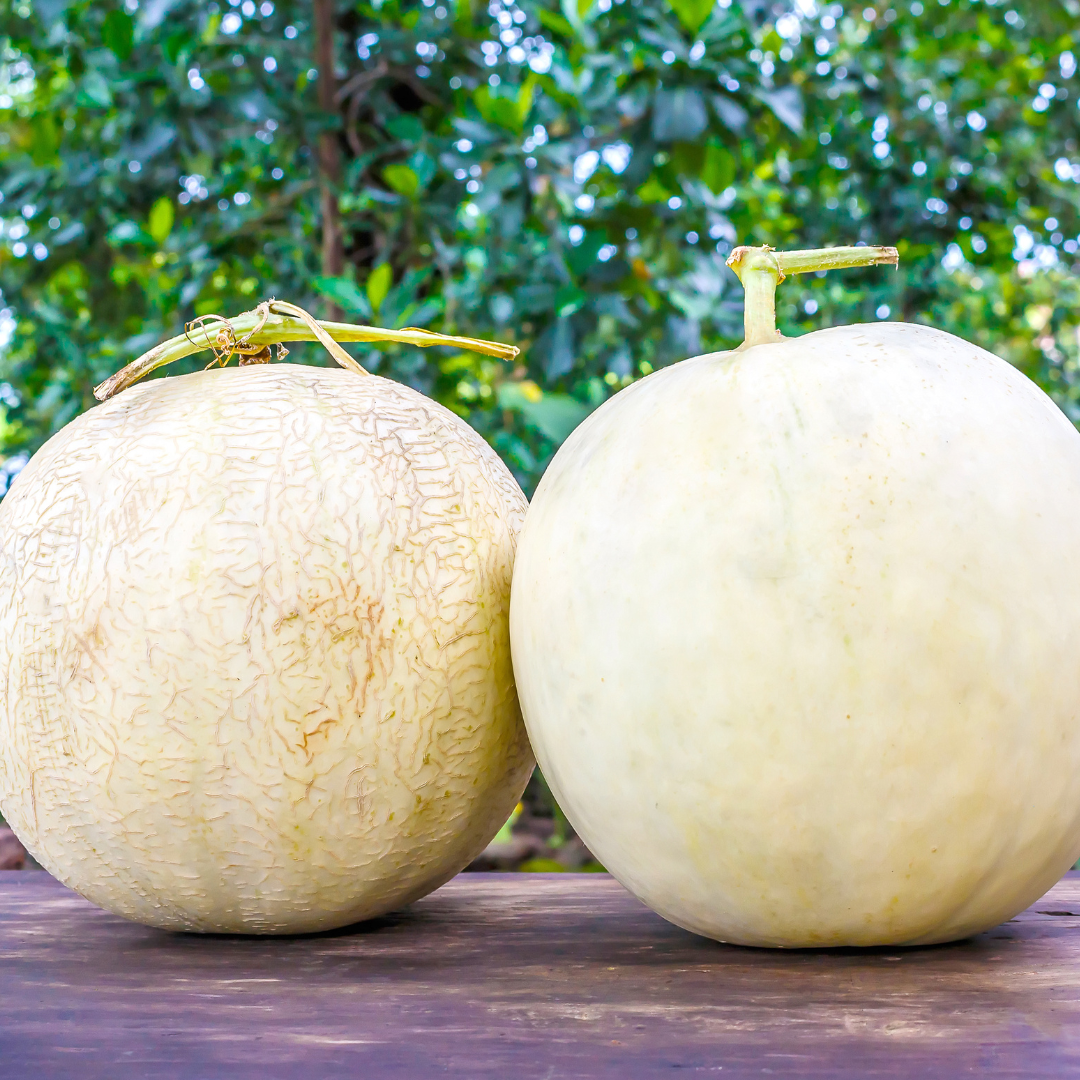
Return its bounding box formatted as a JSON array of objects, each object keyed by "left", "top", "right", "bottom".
[
  {"left": 0, "top": 364, "right": 532, "bottom": 933},
  {"left": 512, "top": 323, "right": 1080, "bottom": 947}
]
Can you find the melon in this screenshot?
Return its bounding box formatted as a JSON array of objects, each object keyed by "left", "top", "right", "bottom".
[
  {"left": 0, "top": 302, "right": 533, "bottom": 933},
  {"left": 510, "top": 244, "right": 1080, "bottom": 947}
]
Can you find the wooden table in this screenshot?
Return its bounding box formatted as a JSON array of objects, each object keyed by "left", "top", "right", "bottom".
[{"left": 3, "top": 871, "right": 1080, "bottom": 1078}]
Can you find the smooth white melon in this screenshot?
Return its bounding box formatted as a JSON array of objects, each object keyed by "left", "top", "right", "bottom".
[
  {"left": 0, "top": 325, "right": 532, "bottom": 933},
  {"left": 510, "top": 246, "right": 1080, "bottom": 947}
]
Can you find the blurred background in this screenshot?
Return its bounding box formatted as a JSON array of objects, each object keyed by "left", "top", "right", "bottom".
[{"left": 0, "top": 0, "right": 1077, "bottom": 870}]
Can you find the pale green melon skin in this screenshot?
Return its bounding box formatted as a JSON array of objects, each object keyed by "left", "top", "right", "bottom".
[
  {"left": 511, "top": 322, "right": 1080, "bottom": 947},
  {"left": 0, "top": 365, "right": 533, "bottom": 933}
]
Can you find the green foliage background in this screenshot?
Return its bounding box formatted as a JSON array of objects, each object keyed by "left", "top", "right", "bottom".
[
  {"left": 1, "top": 0, "right": 1078, "bottom": 498},
  {"left": 0, "top": 0, "right": 1079, "bottom": 859}
]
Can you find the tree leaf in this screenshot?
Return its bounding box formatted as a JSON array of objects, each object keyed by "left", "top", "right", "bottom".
[
  {"left": 560, "top": 0, "right": 586, "bottom": 35},
  {"left": 554, "top": 285, "right": 586, "bottom": 317},
  {"left": 537, "top": 8, "right": 575, "bottom": 37},
  {"left": 162, "top": 30, "right": 188, "bottom": 65},
  {"left": 515, "top": 80, "right": 536, "bottom": 129},
  {"left": 103, "top": 10, "right": 134, "bottom": 61},
  {"left": 128, "top": 122, "right": 176, "bottom": 163},
  {"left": 314, "top": 276, "right": 372, "bottom": 318},
  {"left": 34, "top": 0, "right": 75, "bottom": 28},
  {"left": 668, "top": 0, "right": 715, "bottom": 33},
  {"left": 383, "top": 266, "right": 433, "bottom": 327},
  {"left": 366, "top": 264, "right": 393, "bottom": 315},
  {"left": 752, "top": 86, "right": 804, "bottom": 134},
  {"left": 711, "top": 94, "right": 748, "bottom": 132},
  {"left": 636, "top": 175, "right": 672, "bottom": 203},
  {"left": 385, "top": 114, "right": 424, "bottom": 142},
  {"left": 29, "top": 116, "right": 59, "bottom": 167},
  {"left": 403, "top": 298, "right": 443, "bottom": 327},
  {"left": 700, "top": 143, "right": 735, "bottom": 194},
  {"left": 139, "top": 0, "right": 186, "bottom": 31},
  {"left": 408, "top": 151, "right": 436, "bottom": 189},
  {"left": 652, "top": 88, "right": 708, "bottom": 142},
  {"left": 201, "top": 10, "right": 221, "bottom": 43},
  {"left": 567, "top": 231, "right": 606, "bottom": 277},
  {"left": 474, "top": 81, "right": 534, "bottom": 133},
  {"left": 497, "top": 382, "right": 592, "bottom": 442},
  {"left": 147, "top": 197, "right": 174, "bottom": 244},
  {"left": 383, "top": 164, "right": 420, "bottom": 199},
  {"left": 52, "top": 221, "right": 85, "bottom": 246},
  {"left": 451, "top": 117, "right": 497, "bottom": 144},
  {"left": 671, "top": 141, "right": 704, "bottom": 176},
  {"left": 539, "top": 314, "right": 576, "bottom": 378},
  {"left": 77, "top": 71, "right": 113, "bottom": 110},
  {"left": 106, "top": 221, "right": 148, "bottom": 247}
]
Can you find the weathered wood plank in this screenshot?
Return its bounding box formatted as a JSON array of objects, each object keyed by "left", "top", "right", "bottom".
[{"left": 2, "top": 870, "right": 1080, "bottom": 1078}]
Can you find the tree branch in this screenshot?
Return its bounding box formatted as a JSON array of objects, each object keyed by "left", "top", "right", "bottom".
[{"left": 314, "top": 0, "right": 343, "bottom": 318}]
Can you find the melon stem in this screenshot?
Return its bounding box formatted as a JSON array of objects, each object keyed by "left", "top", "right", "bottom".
[
  {"left": 94, "top": 300, "right": 520, "bottom": 402},
  {"left": 726, "top": 244, "right": 899, "bottom": 348}
]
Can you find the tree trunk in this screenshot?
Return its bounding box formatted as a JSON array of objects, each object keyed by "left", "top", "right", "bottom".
[{"left": 313, "top": 0, "right": 343, "bottom": 318}]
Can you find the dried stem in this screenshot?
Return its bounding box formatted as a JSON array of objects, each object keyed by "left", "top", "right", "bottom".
[{"left": 94, "top": 300, "right": 520, "bottom": 402}]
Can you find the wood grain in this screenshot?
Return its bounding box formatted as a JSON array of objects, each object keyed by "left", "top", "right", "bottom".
[{"left": 3, "top": 870, "right": 1080, "bottom": 1078}]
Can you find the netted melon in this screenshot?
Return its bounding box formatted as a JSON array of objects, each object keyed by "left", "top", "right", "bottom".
[{"left": 0, "top": 302, "right": 533, "bottom": 933}]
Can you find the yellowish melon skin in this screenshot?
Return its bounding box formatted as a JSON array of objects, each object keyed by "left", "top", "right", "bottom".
[
  {"left": 0, "top": 365, "right": 532, "bottom": 933},
  {"left": 511, "top": 323, "right": 1080, "bottom": 948}
]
